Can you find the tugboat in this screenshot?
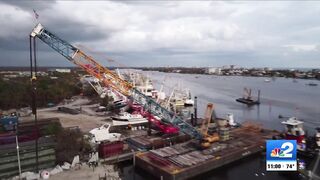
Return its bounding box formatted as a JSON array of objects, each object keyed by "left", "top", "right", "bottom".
[
  {"left": 279, "top": 118, "right": 320, "bottom": 178},
  {"left": 281, "top": 117, "right": 306, "bottom": 151},
  {"left": 281, "top": 117, "right": 320, "bottom": 158}
]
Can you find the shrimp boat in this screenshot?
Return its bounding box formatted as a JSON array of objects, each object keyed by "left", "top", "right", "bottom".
[
  {"left": 172, "top": 89, "right": 194, "bottom": 107},
  {"left": 128, "top": 72, "right": 161, "bottom": 99},
  {"left": 112, "top": 112, "right": 148, "bottom": 126}
]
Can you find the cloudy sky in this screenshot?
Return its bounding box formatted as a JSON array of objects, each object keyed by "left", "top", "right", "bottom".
[{"left": 0, "top": 1, "right": 320, "bottom": 68}]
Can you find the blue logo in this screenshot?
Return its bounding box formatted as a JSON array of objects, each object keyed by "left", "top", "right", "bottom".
[{"left": 266, "top": 140, "right": 297, "bottom": 161}]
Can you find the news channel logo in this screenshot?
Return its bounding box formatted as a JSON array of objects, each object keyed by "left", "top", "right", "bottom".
[
  {"left": 267, "top": 140, "right": 297, "bottom": 160},
  {"left": 266, "top": 140, "right": 297, "bottom": 171}
]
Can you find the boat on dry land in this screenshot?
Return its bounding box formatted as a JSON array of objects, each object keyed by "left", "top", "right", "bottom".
[
  {"left": 112, "top": 112, "right": 148, "bottom": 126},
  {"left": 89, "top": 123, "right": 122, "bottom": 144}
]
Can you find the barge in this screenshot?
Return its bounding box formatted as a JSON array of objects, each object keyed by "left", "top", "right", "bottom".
[
  {"left": 135, "top": 125, "right": 279, "bottom": 180},
  {"left": 236, "top": 98, "right": 260, "bottom": 106},
  {"left": 236, "top": 88, "right": 260, "bottom": 106}
]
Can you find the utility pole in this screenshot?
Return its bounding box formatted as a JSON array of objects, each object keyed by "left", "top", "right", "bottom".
[
  {"left": 194, "top": 96, "right": 197, "bottom": 126},
  {"left": 147, "top": 101, "right": 151, "bottom": 136},
  {"left": 16, "top": 136, "right": 21, "bottom": 178},
  {"left": 29, "top": 35, "right": 39, "bottom": 173},
  {"left": 15, "top": 125, "right": 21, "bottom": 179}
]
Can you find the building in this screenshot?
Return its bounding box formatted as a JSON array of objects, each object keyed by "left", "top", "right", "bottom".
[
  {"left": 206, "top": 67, "right": 222, "bottom": 75},
  {"left": 48, "top": 68, "right": 71, "bottom": 74}
]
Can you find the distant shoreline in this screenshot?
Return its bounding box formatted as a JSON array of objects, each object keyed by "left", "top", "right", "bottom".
[
  {"left": 140, "top": 67, "right": 320, "bottom": 81},
  {"left": 0, "top": 66, "right": 319, "bottom": 81}
]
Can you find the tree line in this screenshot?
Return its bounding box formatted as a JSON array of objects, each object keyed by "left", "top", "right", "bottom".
[{"left": 0, "top": 72, "right": 82, "bottom": 110}]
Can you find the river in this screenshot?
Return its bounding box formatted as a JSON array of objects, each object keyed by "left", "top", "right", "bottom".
[{"left": 144, "top": 71, "right": 320, "bottom": 133}]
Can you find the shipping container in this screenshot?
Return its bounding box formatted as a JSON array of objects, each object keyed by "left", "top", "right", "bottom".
[{"left": 98, "top": 141, "right": 124, "bottom": 158}]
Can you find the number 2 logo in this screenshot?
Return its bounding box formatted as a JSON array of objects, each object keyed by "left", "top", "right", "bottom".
[{"left": 281, "top": 142, "right": 293, "bottom": 158}]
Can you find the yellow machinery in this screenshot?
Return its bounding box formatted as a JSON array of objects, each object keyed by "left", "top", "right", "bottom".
[{"left": 200, "top": 103, "right": 220, "bottom": 148}]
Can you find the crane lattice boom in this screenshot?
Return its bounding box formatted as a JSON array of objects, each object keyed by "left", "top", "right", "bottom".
[{"left": 30, "top": 23, "right": 202, "bottom": 140}]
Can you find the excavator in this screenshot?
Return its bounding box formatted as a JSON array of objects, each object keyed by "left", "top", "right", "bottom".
[
  {"left": 29, "top": 23, "right": 218, "bottom": 145},
  {"left": 199, "top": 103, "right": 219, "bottom": 148}
]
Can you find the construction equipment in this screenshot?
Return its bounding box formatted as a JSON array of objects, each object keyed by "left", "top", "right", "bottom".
[
  {"left": 243, "top": 87, "right": 252, "bottom": 100},
  {"left": 30, "top": 23, "right": 201, "bottom": 139},
  {"left": 236, "top": 88, "right": 260, "bottom": 106},
  {"left": 200, "top": 103, "right": 219, "bottom": 148}
]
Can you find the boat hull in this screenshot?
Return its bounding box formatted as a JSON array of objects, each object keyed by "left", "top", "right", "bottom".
[
  {"left": 236, "top": 98, "right": 260, "bottom": 106},
  {"left": 112, "top": 119, "right": 148, "bottom": 126}
]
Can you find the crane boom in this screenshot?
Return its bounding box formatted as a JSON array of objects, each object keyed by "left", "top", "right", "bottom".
[
  {"left": 200, "top": 103, "right": 214, "bottom": 135},
  {"left": 30, "top": 23, "right": 202, "bottom": 140}
]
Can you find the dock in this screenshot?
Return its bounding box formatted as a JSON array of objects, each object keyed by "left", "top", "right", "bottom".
[
  {"left": 101, "top": 151, "right": 134, "bottom": 164},
  {"left": 134, "top": 126, "right": 278, "bottom": 180}
]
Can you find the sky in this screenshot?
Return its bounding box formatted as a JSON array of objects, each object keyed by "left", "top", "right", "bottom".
[{"left": 0, "top": 1, "right": 320, "bottom": 68}]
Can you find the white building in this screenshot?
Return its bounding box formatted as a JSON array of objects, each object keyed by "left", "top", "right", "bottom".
[
  {"left": 49, "top": 68, "right": 71, "bottom": 73},
  {"left": 206, "top": 67, "right": 222, "bottom": 75}
]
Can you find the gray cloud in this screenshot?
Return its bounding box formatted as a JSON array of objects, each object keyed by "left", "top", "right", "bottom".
[
  {"left": 0, "top": 1, "right": 320, "bottom": 68},
  {"left": 0, "top": 0, "right": 57, "bottom": 10}
]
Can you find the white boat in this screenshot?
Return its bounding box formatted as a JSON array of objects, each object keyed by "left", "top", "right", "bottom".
[
  {"left": 130, "top": 72, "right": 160, "bottom": 99},
  {"left": 316, "top": 127, "right": 320, "bottom": 148},
  {"left": 226, "top": 113, "right": 237, "bottom": 126},
  {"left": 89, "top": 123, "right": 122, "bottom": 144},
  {"left": 136, "top": 80, "right": 155, "bottom": 97},
  {"left": 113, "top": 99, "right": 127, "bottom": 108},
  {"left": 112, "top": 112, "right": 148, "bottom": 126},
  {"left": 264, "top": 79, "right": 271, "bottom": 82},
  {"left": 184, "top": 99, "right": 194, "bottom": 106},
  {"left": 184, "top": 90, "right": 194, "bottom": 106}
]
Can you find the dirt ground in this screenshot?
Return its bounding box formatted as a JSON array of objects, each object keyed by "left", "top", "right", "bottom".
[
  {"left": 37, "top": 111, "right": 109, "bottom": 132},
  {"left": 19, "top": 96, "right": 113, "bottom": 133}
]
